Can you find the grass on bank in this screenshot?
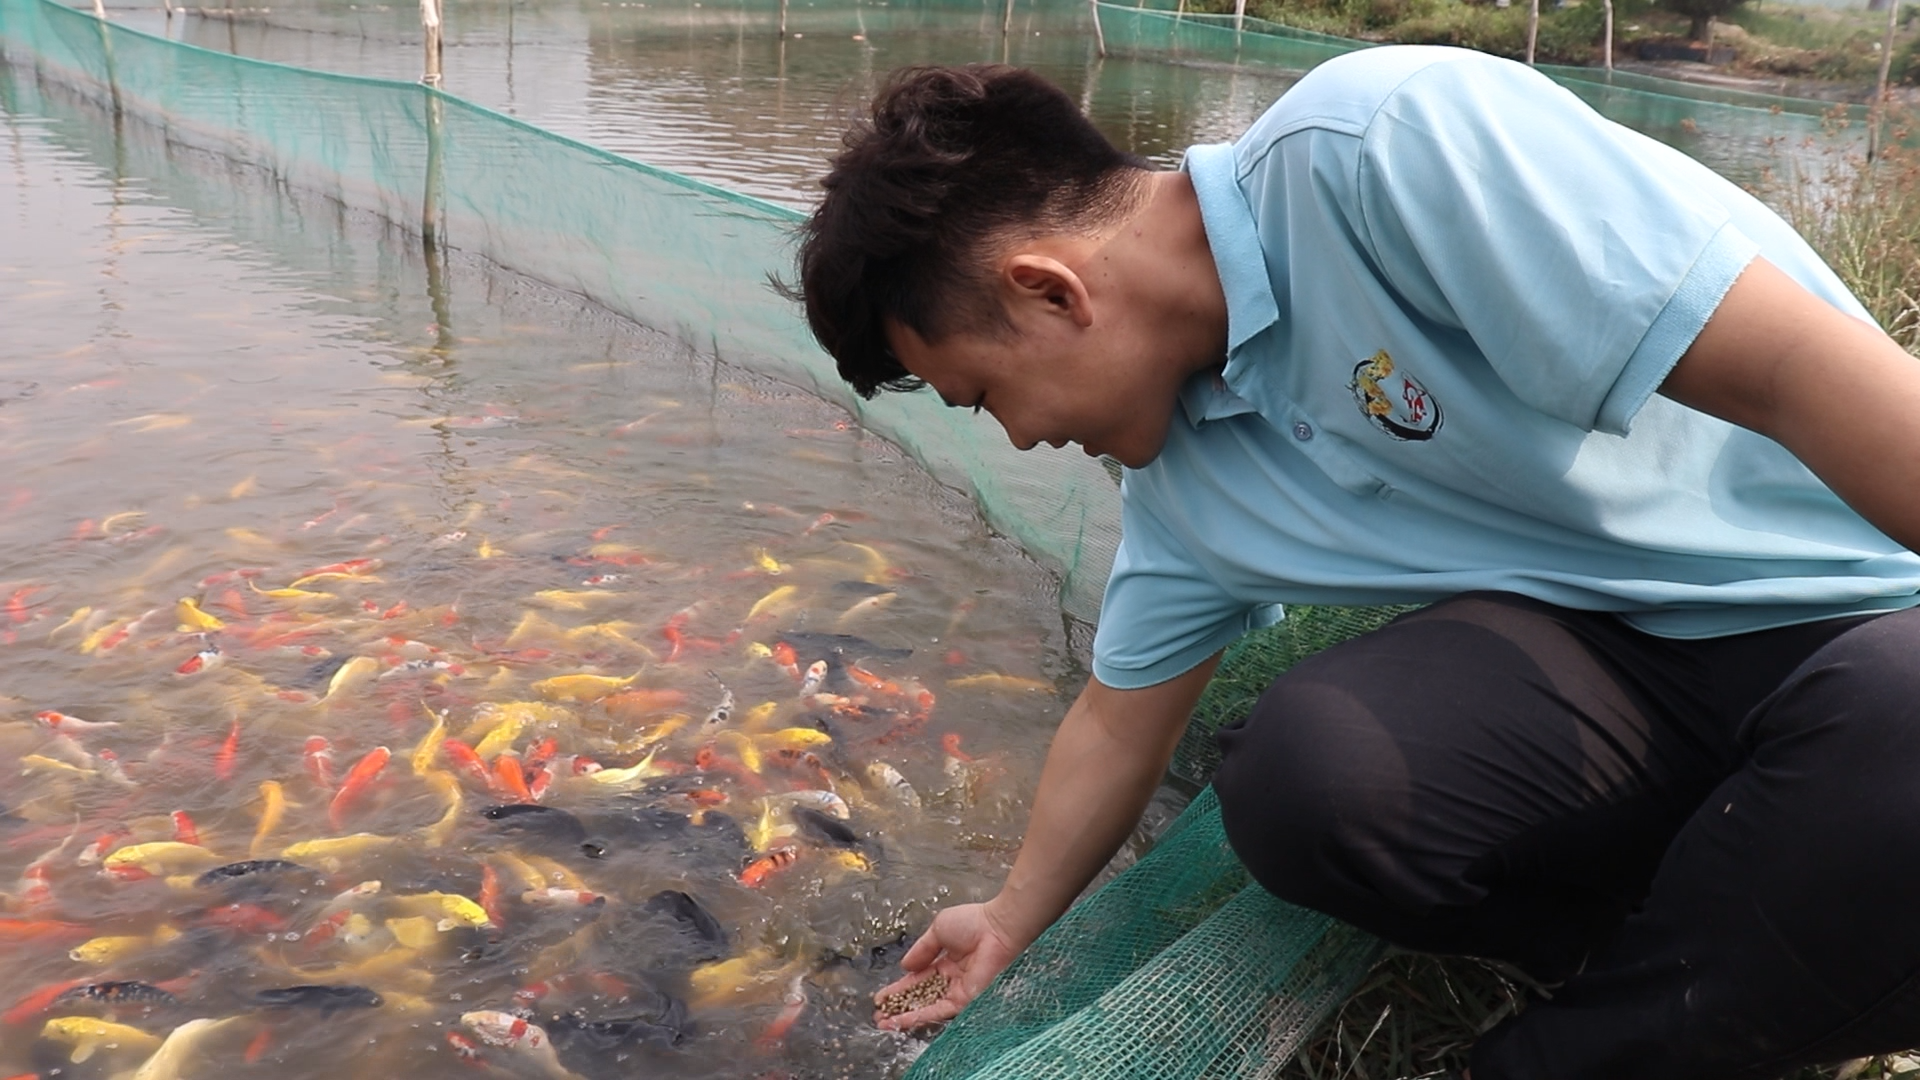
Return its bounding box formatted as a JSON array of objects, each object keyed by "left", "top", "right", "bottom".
[{"left": 1273, "top": 113, "right": 1920, "bottom": 1080}]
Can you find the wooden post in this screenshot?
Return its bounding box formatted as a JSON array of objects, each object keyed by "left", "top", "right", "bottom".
[
  {"left": 1602, "top": 0, "right": 1613, "bottom": 71},
  {"left": 1525, "top": 0, "right": 1539, "bottom": 63},
  {"left": 1871, "top": 0, "right": 1898, "bottom": 159},
  {"left": 1090, "top": 0, "right": 1106, "bottom": 56},
  {"left": 778, "top": 0, "right": 787, "bottom": 39},
  {"left": 421, "top": 0, "right": 445, "bottom": 249},
  {"left": 1002, "top": 0, "right": 1014, "bottom": 37}
]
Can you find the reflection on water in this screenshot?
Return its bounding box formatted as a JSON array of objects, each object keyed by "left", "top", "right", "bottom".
[
  {"left": 120, "top": 0, "right": 1297, "bottom": 207},
  {"left": 110, "top": 0, "right": 1843, "bottom": 206},
  {"left": 0, "top": 64, "right": 1071, "bottom": 1079}
]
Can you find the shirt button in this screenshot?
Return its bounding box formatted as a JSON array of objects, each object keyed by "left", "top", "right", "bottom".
[{"left": 1292, "top": 422, "right": 1314, "bottom": 442}]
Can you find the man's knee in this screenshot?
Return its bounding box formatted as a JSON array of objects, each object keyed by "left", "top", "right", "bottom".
[{"left": 1213, "top": 671, "right": 1415, "bottom": 911}]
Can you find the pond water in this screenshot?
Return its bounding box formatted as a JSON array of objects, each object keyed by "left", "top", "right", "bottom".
[
  {"left": 107, "top": 0, "right": 1836, "bottom": 206},
  {"left": 0, "top": 63, "right": 1074, "bottom": 1080}
]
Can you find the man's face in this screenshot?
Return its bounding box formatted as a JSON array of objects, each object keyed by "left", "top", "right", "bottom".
[{"left": 883, "top": 318, "right": 1184, "bottom": 470}]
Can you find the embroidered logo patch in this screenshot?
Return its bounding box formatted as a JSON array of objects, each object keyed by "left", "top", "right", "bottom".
[{"left": 1349, "top": 350, "right": 1441, "bottom": 442}]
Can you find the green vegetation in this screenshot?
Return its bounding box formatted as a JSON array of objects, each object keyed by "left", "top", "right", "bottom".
[{"left": 1188, "top": 0, "right": 1920, "bottom": 81}]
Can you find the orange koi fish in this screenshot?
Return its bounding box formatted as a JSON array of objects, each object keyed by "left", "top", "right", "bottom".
[
  {"left": 756, "top": 975, "right": 808, "bottom": 1050},
  {"left": 442, "top": 739, "right": 492, "bottom": 788},
  {"left": 770, "top": 642, "right": 800, "bottom": 679},
  {"left": 738, "top": 846, "right": 799, "bottom": 888},
  {"left": 2, "top": 977, "right": 87, "bottom": 1026},
  {"left": 171, "top": 811, "right": 200, "bottom": 846},
  {"left": 175, "top": 644, "right": 223, "bottom": 676},
  {"left": 328, "top": 747, "right": 391, "bottom": 829},
  {"left": 214, "top": 720, "right": 240, "bottom": 781},
  {"left": 489, "top": 754, "right": 533, "bottom": 804},
  {"left": 478, "top": 865, "right": 504, "bottom": 928}
]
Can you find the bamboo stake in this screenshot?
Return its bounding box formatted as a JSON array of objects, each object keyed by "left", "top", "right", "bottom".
[
  {"left": 1871, "top": 0, "right": 1898, "bottom": 159},
  {"left": 1233, "top": 0, "right": 1244, "bottom": 34},
  {"left": 1002, "top": 0, "right": 1014, "bottom": 37},
  {"left": 1090, "top": 0, "right": 1106, "bottom": 56},
  {"left": 779, "top": 0, "right": 787, "bottom": 39},
  {"left": 1602, "top": 0, "right": 1613, "bottom": 71},
  {"left": 1525, "top": 0, "right": 1539, "bottom": 64}
]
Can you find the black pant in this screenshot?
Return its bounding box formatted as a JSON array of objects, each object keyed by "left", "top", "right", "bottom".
[{"left": 1212, "top": 592, "right": 1920, "bottom": 1080}]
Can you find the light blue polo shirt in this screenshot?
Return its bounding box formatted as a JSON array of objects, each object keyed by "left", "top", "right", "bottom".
[{"left": 1091, "top": 45, "right": 1920, "bottom": 691}]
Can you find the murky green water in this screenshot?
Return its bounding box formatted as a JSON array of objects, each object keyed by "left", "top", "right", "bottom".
[{"left": 0, "top": 63, "right": 1073, "bottom": 1079}]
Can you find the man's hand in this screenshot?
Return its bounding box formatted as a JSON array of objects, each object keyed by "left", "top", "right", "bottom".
[
  {"left": 1662, "top": 256, "right": 1920, "bottom": 555},
  {"left": 870, "top": 658, "right": 1220, "bottom": 1032},
  {"left": 871, "top": 901, "right": 1026, "bottom": 1031}
]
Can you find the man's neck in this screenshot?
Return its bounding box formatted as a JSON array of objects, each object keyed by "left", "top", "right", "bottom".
[{"left": 1094, "top": 170, "right": 1232, "bottom": 382}]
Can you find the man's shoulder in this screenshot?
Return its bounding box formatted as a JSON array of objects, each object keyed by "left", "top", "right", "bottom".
[{"left": 1237, "top": 46, "right": 1527, "bottom": 157}]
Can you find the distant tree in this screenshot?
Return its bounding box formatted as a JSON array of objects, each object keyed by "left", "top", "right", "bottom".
[{"left": 1658, "top": 0, "right": 1744, "bottom": 42}]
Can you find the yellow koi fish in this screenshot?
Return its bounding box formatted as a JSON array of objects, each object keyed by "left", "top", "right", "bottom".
[
  {"left": 756, "top": 726, "right": 832, "bottom": 751},
  {"left": 752, "top": 549, "right": 788, "bottom": 575},
  {"left": 492, "top": 851, "right": 547, "bottom": 893},
  {"left": 519, "top": 854, "right": 587, "bottom": 893},
  {"left": 946, "top": 673, "right": 1054, "bottom": 693},
  {"left": 78, "top": 617, "right": 132, "bottom": 655},
  {"left": 840, "top": 541, "right": 894, "bottom": 583},
  {"left": 130, "top": 1017, "right": 240, "bottom": 1080},
  {"left": 70, "top": 925, "right": 181, "bottom": 965},
  {"left": 249, "top": 580, "right": 333, "bottom": 601},
  {"left": 532, "top": 589, "right": 622, "bottom": 611},
  {"left": 716, "top": 729, "right": 763, "bottom": 772},
  {"left": 418, "top": 770, "right": 462, "bottom": 848},
  {"left": 41, "top": 1016, "right": 163, "bottom": 1063},
  {"left": 281, "top": 833, "right": 400, "bottom": 870},
  {"left": 320, "top": 656, "right": 381, "bottom": 703},
  {"left": 102, "top": 842, "right": 224, "bottom": 876},
  {"left": 582, "top": 746, "right": 665, "bottom": 788},
  {"left": 504, "top": 611, "right": 567, "bottom": 646},
  {"left": 249, "top": 780, "right": 289, "bottom": 858},
  {"left": 745, "top": 585, "right": 798, "bottom": 623},
  {"left": 411, "top": 706, "right": 448, "bottom": 775},
  {"left": 20, "top": 754, "right": 95, "bottom": 779},
  {"left": 388, "top": 891, "right": 492, "bottom": 930},
  {"left": 174, "top": 597, "right": 225, "bottom": 633},
  {"left": 531, "top": 671, "right": 639, "bottom": 703}
]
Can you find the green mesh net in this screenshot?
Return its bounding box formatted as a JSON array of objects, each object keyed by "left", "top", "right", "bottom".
[{"left": 906, "top": 606, "right": 1417, "bottom": 1080}]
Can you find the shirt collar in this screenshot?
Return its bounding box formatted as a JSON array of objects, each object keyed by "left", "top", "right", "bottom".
[
  {"left": 1181, "top": 143, "right": 1281, "bottom": 357},
  {"left": 1178, "top": 143, "right": 1280, "bottom": 427}
]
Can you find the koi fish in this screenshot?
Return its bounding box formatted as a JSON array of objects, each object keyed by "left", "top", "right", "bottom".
[
  {"left": 101, "top": 842, "right": 224, "bottom": 877},
  {"left": 531, "top": 670, "right": 638, "bottom": 702},
  {"left": 755, "top": 974, "right": 808, "bottom": 1050},
  {"left": 54, "top": 980, "right": 180, "bottom": 1009},
  {"left": 33, "top": 710, "right": 118, "bottom": 734},
  {"left": 214, "top": 719, "right": 239, "bottom": 781},
  {"left": 319, "top": 656, "right": 381, "bottom": 703},
  {"left": 20, "top": 754, "right": 95, "bottom": 779},
  {"left": 328, "top": 746, "right": 391, "bottom": 829},
  {"left": 170, "top": 811, "right": 200, "bottom": 846},
  {"left": 770, "top": 641, "right": 800, "bottom": 678},
  {"left": 388, "top": 891, "right": 492, "bottom": 931},
  {"left": 249, "top": 581, "right": 335, "bottom": 601},
  {"left": 419, "top": 769, "right": 462, "bottom": 848},
  {"left": 768, "top": 788, "right": 851, "bottom": 820},
  {"left": 520, "top": 887, "right": 603, "bottom": 908},
  {"left": 304, "top": 736, "right": 335, "bottom": 791},
  {"left": 410, "top": 707, "right": 447, "bottom": 775},
  {"left": 580, "top": 746, "right": 666, "bottom": 789},
  {"left": 441, "top": 739, "right": 492, "bottom": 788},
  {"left": 70, "top": 925, "right": 181, "bottom": 965},
  {"left": 739, "top": 846, "right": 799, "bottom": 888},
  {"left": 175, "top": 643, "right": 222, "bottom": 676},
  {"left": 947, "top": 673, "right": 1054, "bottom": 693},
  {"left": 2, "top": 978, "right": 88, "bottom": 1026},
  {"left": 490, "top": 753, "right": 533, "bottom": 803},
  {"left": 836, "top": 591, "right": 897, "bottom": 625},
  {"left": 865, "top": 761, "right": 921, "bottom": 808},
  {"left": 129, "top": 1017, "right": 240, "bottom": 1080},
  {"left": 279, "top": 833, "right": 399, "bottom": 870},
  {"left": 701, "top": 671, "right": 735, "bottom": 731},
  {"left": 758, "top": 727, "right": 833, "bottom": 751},
  {"left": 249, "top": 781, "right": 289, "bottom": 858},
  {"left": 459, "top": 1011, "right": 582, "bottom": 1080},
  {"left": 174, "top": 597, "right": 224, "bottom": 632},
  {"left": 798, "top": 661, "right": 828, "bottom": 698},
  {"left": 745, "top": 585, "right": 798, "bottom": 624},
  {"left": 40, "top": 1016, "right": 162, "bottom": 1063}
]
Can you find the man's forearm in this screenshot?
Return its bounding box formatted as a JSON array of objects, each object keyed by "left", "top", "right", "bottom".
[{"left": 987, "top": 658, "right": 1220, "bottom": 947}]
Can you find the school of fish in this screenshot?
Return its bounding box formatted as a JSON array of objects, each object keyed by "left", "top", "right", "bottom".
[{"left": 0, "top": 457, "right": 1066, "bottom": 1080}]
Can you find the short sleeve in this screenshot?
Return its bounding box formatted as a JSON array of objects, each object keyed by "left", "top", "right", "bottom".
[
  {"left": 1092, "top": 482, "right": 1257, "bottom": 690},
  {"left": 1354, "top": 54, "right": 1760, "bottom": 436}
]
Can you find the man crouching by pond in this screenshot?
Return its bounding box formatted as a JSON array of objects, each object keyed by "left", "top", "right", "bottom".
[{"left": 783, "top": 46, "right": 1920, "bottom": 1079}]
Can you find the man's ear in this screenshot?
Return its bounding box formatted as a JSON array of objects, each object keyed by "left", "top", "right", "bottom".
[{"left": 1004, "top": 254, "right": 1094, "bottom": 330}]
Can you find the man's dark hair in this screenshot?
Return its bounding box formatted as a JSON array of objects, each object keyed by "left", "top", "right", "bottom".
[{"left": 784, "top": 65, "right": 1150, "bottom": 398}]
